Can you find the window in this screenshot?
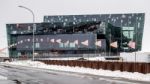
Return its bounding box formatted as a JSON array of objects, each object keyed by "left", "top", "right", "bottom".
[
  {"left": 35, "top": 43, "right": 40, "bottom": 48},
  {"left": 70, "top": 43, "right": 75, "bottom": 48},
  {"left": 59, "top": 43, "right": 64, "bottom": 48},
  {"left": 122, "top": 27, "right": 134, "bottom": 39}
]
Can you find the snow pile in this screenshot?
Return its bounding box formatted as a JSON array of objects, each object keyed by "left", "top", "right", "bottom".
[
  {"left": 85, "top": 56, "right": 105, "bottom": 61},
  {"left": 40, "top": 57, "right": 81, "bottom": 60},
  {"left": 37, "top": 56, "right": 105, "bottom": 61},
  {"left": 7, "top": 60, "right": 150, "bottom": 81},
  {"left": 0, "top": 75, "right": 7, "bottom": 80},
  {"left": 8, "top": 60, "right": 45, "bottom": 68}
]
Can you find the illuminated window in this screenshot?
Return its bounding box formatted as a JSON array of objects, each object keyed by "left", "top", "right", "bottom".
[
  {"left": 122, "top": 27, "right": 134, "bottom": 39},
  {"left": 59, "top": 43, "right": 64, "bottom": 48},
  {"left": 35, "top": 43, "right": 40, "bottom": 48},
  {"left": 70, "top": 43, "right": 75, "bottom": 48}
]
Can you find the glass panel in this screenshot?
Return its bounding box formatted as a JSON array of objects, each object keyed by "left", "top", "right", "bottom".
[
  {"left": 35, "top": 43, "right": 40, "bottom": 48},
  {"left": 123, "top": 31, "right": 129, "bottom": 38},
  {"left": 122, "top": 27, "right": 134, "bottom": 30},
  {"left": 70, "top": 43, "right": 75, "bottom": 48},
  {"left": 59, "top": 43, "right": 64, "bottom": 48},
  {"left": 129, "top": 31, "right": 134, "bottom": 39}
]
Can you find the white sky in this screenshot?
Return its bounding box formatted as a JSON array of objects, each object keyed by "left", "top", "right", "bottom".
[{"left": 0, "top": 0, "right": 150, "bottom": 55}]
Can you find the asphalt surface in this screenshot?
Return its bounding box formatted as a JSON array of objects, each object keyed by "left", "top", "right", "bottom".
[{"left": 0, "top": 63, "right": 149, "bottom": 84}]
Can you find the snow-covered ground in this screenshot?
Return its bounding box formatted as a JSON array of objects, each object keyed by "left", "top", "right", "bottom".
[
  {"left": 0, "top": 67, "right": 7, "bottom": 80},
  {"left": 0, "top": 75, "right": 7, "bottom": 80},
  {"left": 36, "top": 56, "right": 106, "bottom": 61},
  {"left": 0, "top": 70, "right": 8, "bottom": 84},
  {"left": 4, "top": 60, "right": 150, "bottom": 82}
]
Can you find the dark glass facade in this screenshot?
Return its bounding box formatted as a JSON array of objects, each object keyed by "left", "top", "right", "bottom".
[
  {"left": 44, "top": 13, "right": 145, "bottom": 52},
  {"left": 6, "top": 13, "right": 145, "bottom": 58}
]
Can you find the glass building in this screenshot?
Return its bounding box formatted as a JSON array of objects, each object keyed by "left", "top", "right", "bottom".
[{"left": 6, "top": 13, "right": 145, "bottom": 58}]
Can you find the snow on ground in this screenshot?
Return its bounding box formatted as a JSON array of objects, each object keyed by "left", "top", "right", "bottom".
[
  {"left": 4, "top": 60, "right": 150, "bottom": 82},
  {"left": 36, "top": 56, "right": 106, "bottom": 61},
  {"left": 0, "top": 75, "right": 7, "bottom": 80},
  {"left": 0, "top": 67, "right": 7, "bottom": 80}
]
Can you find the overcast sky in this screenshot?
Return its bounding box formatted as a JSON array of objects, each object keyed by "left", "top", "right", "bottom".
[{"left": 0, "top": 0, "right": 150, "bottom": 55}]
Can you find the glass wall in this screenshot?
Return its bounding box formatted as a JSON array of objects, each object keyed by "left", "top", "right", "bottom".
[
  {"left": 44, "top": 13, "right": 145, "bottom": 51},
  {"left": 6, "top": 13, "right": 145, "bottom": 58}
]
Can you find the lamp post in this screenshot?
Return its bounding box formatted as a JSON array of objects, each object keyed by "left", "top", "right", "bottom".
[{"left": 18, "top": 5, "right": 35, "bottom": 61}]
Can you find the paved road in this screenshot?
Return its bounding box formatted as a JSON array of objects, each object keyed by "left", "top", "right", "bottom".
[{"left": 0, "top": 64, "right": 149, "bottom": 84}]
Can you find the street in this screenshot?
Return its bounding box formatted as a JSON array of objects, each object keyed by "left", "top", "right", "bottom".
[{"left": 0, "top": 63, "right": 149, "bottom": 84}]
